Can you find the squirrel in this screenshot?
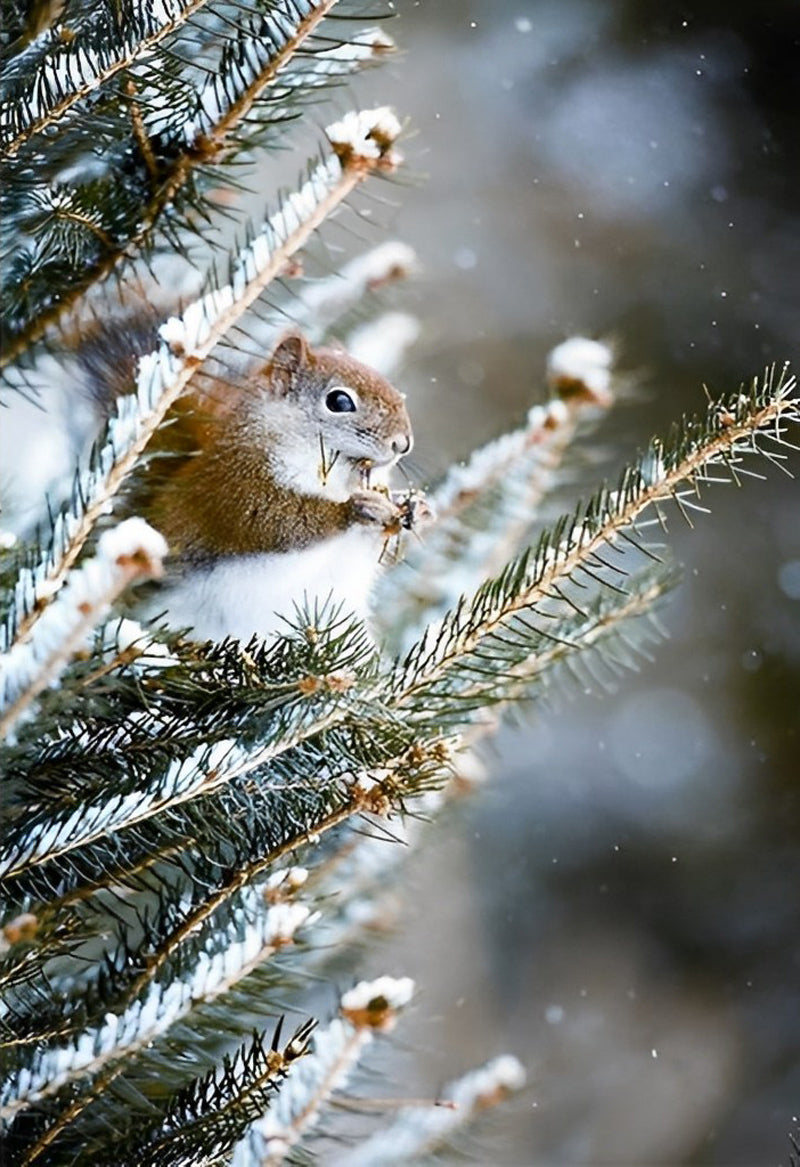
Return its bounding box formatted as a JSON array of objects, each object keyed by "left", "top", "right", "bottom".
[{"left": 125, "top": 330, "right": 424, "bottom": 643}]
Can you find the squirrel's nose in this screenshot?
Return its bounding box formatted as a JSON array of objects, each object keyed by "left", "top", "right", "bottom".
[{"left": 391, "top": 432, "right": 413, "bottom": 456}]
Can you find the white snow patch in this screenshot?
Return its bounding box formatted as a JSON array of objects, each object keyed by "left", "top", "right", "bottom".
[
  {"left": 340, "top": 974, "right": 415, "bottom": 1013},
  {"left": 97, "top": 517, "right": 167, "bottom": 568},
  {"left": 326, "top": 107, "right": 402, "bottom": 160},
  {"left": 0, "top": 520, "right": 166, "bottom": 720},
  {"left": 546, "top": 336, "right": 613, "bottom": 404}
]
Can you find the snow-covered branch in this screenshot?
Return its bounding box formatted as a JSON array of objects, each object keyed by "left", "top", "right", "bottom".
[
  {"left": 0, "top": 0, "right": 211, "bottom": 158},
  {"left": 336, "top": 1054, "right": 526, "bottom": 1166},
  {"left": 295, "top": 242, "right": 418, "bottom": 343},
  {"left": 377, "top": 337, "right": 614, "bottom": 650},
  {"left": 234, "top": 977, "right": 415, "bottom": 1167},
  {"left": 0, "top": 1, "right": 393, "bottom": 371},
  {"left": 347, "top": 312, "right": 421, "bottom": 379},
  {"left": 1, "top": 890, "right": 313, "bottom": 1132},
  {"left": 393, "top": 364, "right": 799, "bottom": 709},
  {"left": 0, "top": 519, "right": 166, "bottom": 741}
]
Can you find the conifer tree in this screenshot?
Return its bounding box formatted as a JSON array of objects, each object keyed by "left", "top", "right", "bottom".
[{"left": 1, "top": 3, "right": 797, "bottom": 1164}]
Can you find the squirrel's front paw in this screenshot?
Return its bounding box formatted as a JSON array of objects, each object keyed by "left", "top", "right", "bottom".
[
  {"left": 393, "top": 491, "right": 435, "bottom": 532},
  {"left": 349, "top": 489, "right": 402, "bottom": 531}
]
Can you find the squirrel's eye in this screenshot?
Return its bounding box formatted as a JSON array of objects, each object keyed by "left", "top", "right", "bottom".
[{"left": 325, "top": 388, "right": 357, "bottom": 413}]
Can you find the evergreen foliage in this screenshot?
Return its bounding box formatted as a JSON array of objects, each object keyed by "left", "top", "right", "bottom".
[{"left": 1, "top": 3, "right": 797, "bottom": 1164}]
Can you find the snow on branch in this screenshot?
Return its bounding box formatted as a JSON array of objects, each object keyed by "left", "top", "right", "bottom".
[
  {"left": 377, "top": 337, "right": 614, "bottom": 650},
  {"left": 234, "top": 977, "right": 415, "bottom": 1167},
  {"left": 177, "top": 0, "right": 340, "bottom": 145},
  {"left": 3, "top": 109, "right": 403, "bottom": 659},
  {"left": 336, "top": 1055, "right": 526, "bottom": 1167},
  {"left": 432, "top": 337, "right": 613, "bottom": 521},
  {"left": 127, "top": 1020, "right": 315, "bottom": 1165},
  {"left": 3, "top": 747, "right": 448, "bottom": 1130},
  {"left": 326, "top": 108, "right": 403, "bottom": 166},
  {"left": 0, "top": 0, "right": 211, "bottom": 158},
  {"left": 0, "top": 736, "right": 247, "bottom": 878},
  {"left": 0, "top": 890, "right": 314, "bottom": 1129},
  {"left": 0, "top": 603, "right": 381, "bottom": 879},
  {"left": 0, "top": 519, "right": 166, "bottom": 742},
  {"left": 0, "top": 677, "right": 356, "bottom": 878},
  {"left": 431, "top": 336, "right": 615, "bottom": 522},
  {"left": 202, "top": 239, "right": 418, "bottom": 374},
  {"left": 0, "top": 713, "right": 449, "bottom": 938},
  {"left": 392, "top": 363, "right": 799, "bottom": 711},
  {"left": 546, "top": 335, "right": 614, "bottom": 406},
  {"left": 184, "top": 19, "right": 394, "bottom": 144},
  {"left": 1, "top": 1, "right": 386, "bottom": 371}
]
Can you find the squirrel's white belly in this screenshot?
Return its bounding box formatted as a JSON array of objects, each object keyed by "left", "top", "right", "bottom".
[{"left": 150, "top": 526, "right": 384, "bottom": 643}]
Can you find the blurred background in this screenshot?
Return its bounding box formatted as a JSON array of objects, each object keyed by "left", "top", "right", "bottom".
[{"left": 330, "top": 2, "right": 800, "bottom": 1164}]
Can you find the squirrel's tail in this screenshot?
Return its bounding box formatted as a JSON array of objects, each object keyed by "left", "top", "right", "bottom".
[{"left": 74, "top": 310, "right": 163, "bottom": 419}]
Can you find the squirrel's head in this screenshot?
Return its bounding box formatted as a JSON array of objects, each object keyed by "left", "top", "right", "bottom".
[{"left": 260, "top": 332, "right": 413, "bottom": 471}]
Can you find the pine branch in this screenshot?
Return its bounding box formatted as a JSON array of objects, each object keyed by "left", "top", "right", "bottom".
[
  {"left": 290, "top": 241, "right": 417, "bottom": 343},
  {"left": 376, "top": 337, "right": 614, "bottom": 652},
  {"left": 0, "top": 910, "right": 87, "bottom": 1006},
  {"left": 431, "top": 338, "right": 612, "bottom": 529},
  {"left": 5, "top": 874, "right": 314, "bottom": 1140},
  {"left": 185, "top": 0, "right": 342, "bottom": 146},
  {"left": 0, "top": 519, "right": 166, "bottom": 741},
  {"left": 333, "top": 1054, "right": 526, "bottom": 1167},
  {"left": 1, "top": 901, "right": 315, "bottom": 1153},
  {"left": 0, "top": 869, "right": 310, "bottom": 1059},
  {"left": 11, "top": 1019, "right": 315, "bottom": 1167},
  {"left": 0, "top": 2, "right": 393, "bottom": 369},
  {"left": 2, "top": 778, "right": 413, "bottom": 1058},
  {"left": 0, "top": 720, "right": 354, "bottom": 911},
  {"left": 0, "top": 678, "right": 439, "bottom": 906},
  {"left": 120, "top": 1020, "right": 315, "bottom": 1167},
  {"left": 235, "top": 977, "right": 415, "bottom": 1167},
  {"left": 4, "top": 847, "right": 420, "bottom": 1158},
  {"left": 0, "top": 745, "right": 447, "bottom": 1162},
  {"left": 0, "top": 0, "right": 214, "bottom": 159},
  {"left": 392, "top": 364, "right": 798, "bottom": 717},
  {"left": 301, "top": 798, "right": 439, "bottom": 957},
  {"left": 1, "top": 765, "right": 445, "bottom": 1157},
  {"left": 1, "top": 110, "right": 402, "bottom": 662},
  {"left": 0, "top": 606, "right": 380, "bottom": 880},
  {"left": 434, "top": 563, "right": 677, "bottom": 718}
]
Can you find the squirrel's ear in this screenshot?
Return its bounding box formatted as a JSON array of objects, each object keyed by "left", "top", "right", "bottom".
[{"left": 268, "top": 332, "right": 309, "bottom": 394}]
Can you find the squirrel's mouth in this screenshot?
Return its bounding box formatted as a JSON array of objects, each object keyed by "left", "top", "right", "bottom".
[
  {"left": 351, "top": 450, "right": 397, "bottom": 474},
  {"left": 337, "top": 432, "right": 410, "bottom": 472},
  {"left": 353, "top": 455, "right": 396, "bottom": 488}
]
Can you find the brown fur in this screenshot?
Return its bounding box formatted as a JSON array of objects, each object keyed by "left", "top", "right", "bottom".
[
  {"left": 149, "top": 415, "right": 353, "bottom": 562},
  {"left": 135, "top": 332, "right": 410, "bottom": 563}
]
